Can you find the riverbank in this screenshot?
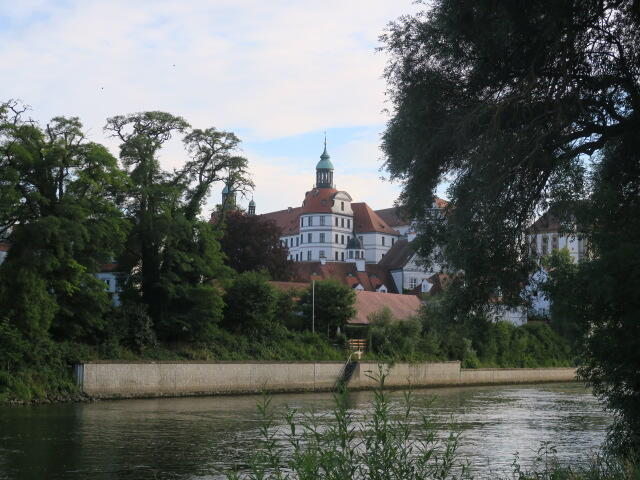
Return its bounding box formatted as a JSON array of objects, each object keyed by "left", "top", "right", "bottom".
[{"left": 76, "top": 360, "right": 577, "bottom": 399}]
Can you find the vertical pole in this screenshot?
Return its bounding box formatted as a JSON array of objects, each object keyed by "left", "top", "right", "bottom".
[{"left": 312, "top": 280, "right": 315, "bottom": 334}]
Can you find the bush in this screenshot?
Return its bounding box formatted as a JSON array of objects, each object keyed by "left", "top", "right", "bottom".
[
  {"left": 227, "top": 369, "right": 471, "bottom": 480},
  {"left": 223, "top": 272, "right": 277, "bottom": 333},
  {"left": 298, "top": 280, "right": 356, "bottom": 337},
  {"left": 367, "top": 308, "right": 423, "bottom": 361}
]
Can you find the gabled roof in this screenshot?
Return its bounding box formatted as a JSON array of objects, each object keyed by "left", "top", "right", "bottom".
[
  {"left": 374, "top": 206, "right": 410, "bottom": 228},
  {"left": 374, "top": 197, "right": 449, "bottom": 228},
  {"left": 378, "top": 239, "right": 413, "bottom": 269},
  {"left": 352, "top": 203, "right": 400, "bottom": 235},
  {"left": 350, "top": 291, "right": 422, "bottom": 324},
  {"left": 289, "top": 261, "right": 400, "bottom": 293},
  {"left": 259, "top": 206, "right": 303, "bottom": 236}
]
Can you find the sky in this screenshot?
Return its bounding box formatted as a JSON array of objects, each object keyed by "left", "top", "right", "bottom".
[{"left": 0, "top": 0, "right": 427, "bottom": 215}]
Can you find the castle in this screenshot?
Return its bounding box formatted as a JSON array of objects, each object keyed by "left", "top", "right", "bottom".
[{"left": 254, "top": 142, "right": 448, "bottom": 294}]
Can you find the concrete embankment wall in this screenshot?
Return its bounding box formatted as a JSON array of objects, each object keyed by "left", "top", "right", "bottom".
[{"left": 77, "top": 361, "right": 577, "bottom": 399}]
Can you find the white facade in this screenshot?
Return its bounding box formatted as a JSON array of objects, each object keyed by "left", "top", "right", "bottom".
[
  {"left": 528, "top": 232, "right": 586, "bottom": 263},
  {"left": 95, "top": 272, "right": 122, "bottom": 306}
]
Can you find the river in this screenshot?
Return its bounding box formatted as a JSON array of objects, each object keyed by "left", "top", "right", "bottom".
[{"left": 0, "top": 382, "right": 610, "bottom": 479}]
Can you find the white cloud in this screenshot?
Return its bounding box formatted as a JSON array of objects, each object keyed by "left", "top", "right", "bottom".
[{"left": 1, "top": 0, "right": 421, "bottom": 214}]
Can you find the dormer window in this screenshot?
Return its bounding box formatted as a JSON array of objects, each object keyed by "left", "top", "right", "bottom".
[{"left": 341, "top": 201, "right": 345, "bottom": 211}]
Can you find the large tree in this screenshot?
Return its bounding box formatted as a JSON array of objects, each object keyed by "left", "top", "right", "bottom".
[
  {"left": 218, "top": 210, "right": 292, "bottom": 280},
  {"left": 381, "top": 1, "right": 640, "bottom": 453},
  {"left": 0, "top": 101, "right": 128, "bottom": 341},
  {"left": 105, "top": 113, "right": 250, "bottom": 341}
]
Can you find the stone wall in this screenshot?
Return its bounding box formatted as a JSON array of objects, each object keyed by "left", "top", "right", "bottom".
[{"left": 77, "top": 361, "right": 577, "bottom": 399}]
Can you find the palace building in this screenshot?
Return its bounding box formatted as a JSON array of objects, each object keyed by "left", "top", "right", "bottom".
[{"left": 254, "top": 142, "right": 449, "bottom": 293}]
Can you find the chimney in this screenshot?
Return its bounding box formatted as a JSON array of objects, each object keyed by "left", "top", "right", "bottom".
[{"left": 355, "top": 258, "right": 365, "bottom": 272}]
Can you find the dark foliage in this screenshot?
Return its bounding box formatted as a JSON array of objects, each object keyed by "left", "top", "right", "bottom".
[
  {"left": 219, "top": 210, "right": 292, "bottom": 281},
  {"left": 382, "top": 0, "right": 640, "bottom": 453}
]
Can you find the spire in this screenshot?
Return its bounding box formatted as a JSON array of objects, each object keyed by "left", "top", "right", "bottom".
[
  {"left": 248, "top": 197, "right": 256, "bottom": 215},
  {"left": 321, "top": 131, "right": 329, "bottom": 160},
  {"left": 315, "top": 133, "right": 334, "bottom": 188}
]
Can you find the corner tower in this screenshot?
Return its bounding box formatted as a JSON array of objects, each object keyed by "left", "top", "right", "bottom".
[{"left": 315, "top": 137, "right": 334, "bottom": 189}]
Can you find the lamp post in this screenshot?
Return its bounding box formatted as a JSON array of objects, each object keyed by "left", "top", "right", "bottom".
[{"left": 312, "top": 279, "right": 315, "bottom": 334}]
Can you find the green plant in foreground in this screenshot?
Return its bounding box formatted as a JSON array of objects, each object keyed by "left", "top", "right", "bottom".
[{"left": 227, "top": 368, "right": 471, "bottom": 480}]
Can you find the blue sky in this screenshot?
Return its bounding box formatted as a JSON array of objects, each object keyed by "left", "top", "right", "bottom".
[{"left": 0, "top": 0, "right": 428, "bottom": 214}]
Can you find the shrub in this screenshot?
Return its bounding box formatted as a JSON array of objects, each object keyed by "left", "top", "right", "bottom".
[
  {"left": 223, "top": 271, "right": 277, "bottom": 333},
  {"left": 298, "top": 280, "right": 356, "bottom": 337}
]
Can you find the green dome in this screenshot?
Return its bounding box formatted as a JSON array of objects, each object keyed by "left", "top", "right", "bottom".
[
  {"left": 249, "top": 199, "right": 256, "bottom": 206},
  {"left": 222, "top": 184, "right": 231, "bottom": 194},
  {"left": 316, "top": 144, "right": 334, "bottom": 170}
]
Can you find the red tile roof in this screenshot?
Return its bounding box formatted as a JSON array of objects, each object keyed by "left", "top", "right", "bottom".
[
  {"left": 301, "top": 188, "right": 339, "bottom": 214},
  {"left": 352, "top": 203, "right": 400, "bottom": 235},
  {"left": 269, "top": 281, "right": 310, "bottom": 291},
  {"left": 374, "top": 197, "right": 449, "bottom": 227},
  {"left": 259, "top": 206, "right": 303, "bottom": 236},
  {"left": 0, "top": 242, "right": 10, "bottom": 252},
  {"left": 350, "top": 291, "right": 422, "bottom": 324},
  {"left": 289, "top": 261, "right": 399, "bottom": 293},
  {"left": 374, "top": 207, "right": 410, "bottom": 227},
  {"left": 378, "top": 239, "right": 413, "bottom": 269}
]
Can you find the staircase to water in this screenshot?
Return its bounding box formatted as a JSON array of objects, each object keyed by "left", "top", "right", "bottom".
[{"left": 334, "top": 355, "right": 358, "bottom": 391}]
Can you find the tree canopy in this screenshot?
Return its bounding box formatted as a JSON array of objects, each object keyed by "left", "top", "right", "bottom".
[
  {"left": 382, "top": 0, "right": 640, "bottom": 454},
  {"left": 0, "top": 101, "right": 128, "bottom": 341},
  {"left": 218, "top": 210, "right": 292, "bottom": 280}
]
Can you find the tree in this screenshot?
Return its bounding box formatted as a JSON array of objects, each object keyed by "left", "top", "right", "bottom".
[
  {"left": 0, "top": 101, "right": 128, "bottom": 342},
  {"left": 381, "top": 1, "right": 640, "bottom": 453},
  {"left": 222, "top": 271, "right": 277, "bottom": 333},
  {"left": 105, "top": 113, "right": 249, "bottom": 341},
  {"left": 299, "top": 280, "right": 356, "bottom": 337},
  {"left": 218, "top": 210, "right": 292, "bottom": 280}
]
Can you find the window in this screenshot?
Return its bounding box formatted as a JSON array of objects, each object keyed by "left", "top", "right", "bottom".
[
  {"left": 382, "top": 236, "right": 386, "bottom": 246},
  {"left": 296, "top": 237, "right": 299, "bottom": 247},
  {"left": 542, "top": 236, "right": 549, "bottom": 255},
  {"left": 341, "top": 235, "right": 344, "bottom": 244},
  {"left": 409, "top": 277, "right": 417, "bottom": 289},
  {"left": 335, "top": 217, "right": 339, "bottom": 227},
  {"left": 341, "top": 218, "right": 344, "bottom": 228},
  {"left": 335, "top": 251, "right": 339, "bottom": 260},
  {"left": 309, "top": 216, "right": 313, "bottom": 226},
  {"left": 391, "top": 237, "right": 395, "bottom": 246},
  {"left": 552, "top": 235, "right": 559, "bottom": 251},
  {"left": 319, "top": 250, "right": 325, "bottom": 258},
  {"left": 320, "top": 216, "right": 325, "bottom": 226},
  {"left": 307, "top": 250, "right": 311, "bottom": 261},
  {"left": 349, "top": 251, "right": 353, "bottom": 259},
  {"left": 347, "top": 219, "right": 351, "bottom": 229},
  {"left": 300, "top": 217, "right": 304, "bottom": 227},
  {"left": 530, "top": 236, "right": 537, "bottom": 254},
  {"left": 300, "top": 234, "right": 303, "bottom": 244},
  {"left": 284, "top": 238, "right": 288, "bottom": 247},
  {"left": 295, "top": 253, "right": 299, "bottom": 261},
  {"left": 347, "top": 236, "right": 351, "bottom": 243},
  {"left": 308, "top": 233, "right": 312, "bottom": 243},
  {"left": 359, "top": 236, "right": 363, "bottom": 244},
  {"left": 335, "top": 233, "right": 338, "bottom": 243},
  {"left": 320, "top": 233, "right": 325, "bottom": 243},
  {"left": 341, "top": 201, "right": 345, "bottom": 211},
  {"left": 341, "top": 252, "right": 345, "bottom": 261}
]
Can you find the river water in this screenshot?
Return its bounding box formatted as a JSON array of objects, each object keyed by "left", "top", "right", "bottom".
[{"left": 0, "top": 382, "right": 610, "bottom": 479}]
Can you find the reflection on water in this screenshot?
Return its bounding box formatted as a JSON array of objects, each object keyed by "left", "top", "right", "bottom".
[{"left": 0, "top": 383, "right": 609, "bottom": 479}]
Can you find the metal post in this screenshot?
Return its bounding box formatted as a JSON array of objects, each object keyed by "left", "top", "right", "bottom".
[{"left": 312, "top": 279, "right": 315, "bottom": 334}]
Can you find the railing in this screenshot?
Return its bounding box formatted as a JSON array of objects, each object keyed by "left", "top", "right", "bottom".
[
  {"left": 347, "top": 338, "right": 367, "bottom": 352},
  {"left": 334, "top": 353, "right": 358, "bottom": 391}
]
